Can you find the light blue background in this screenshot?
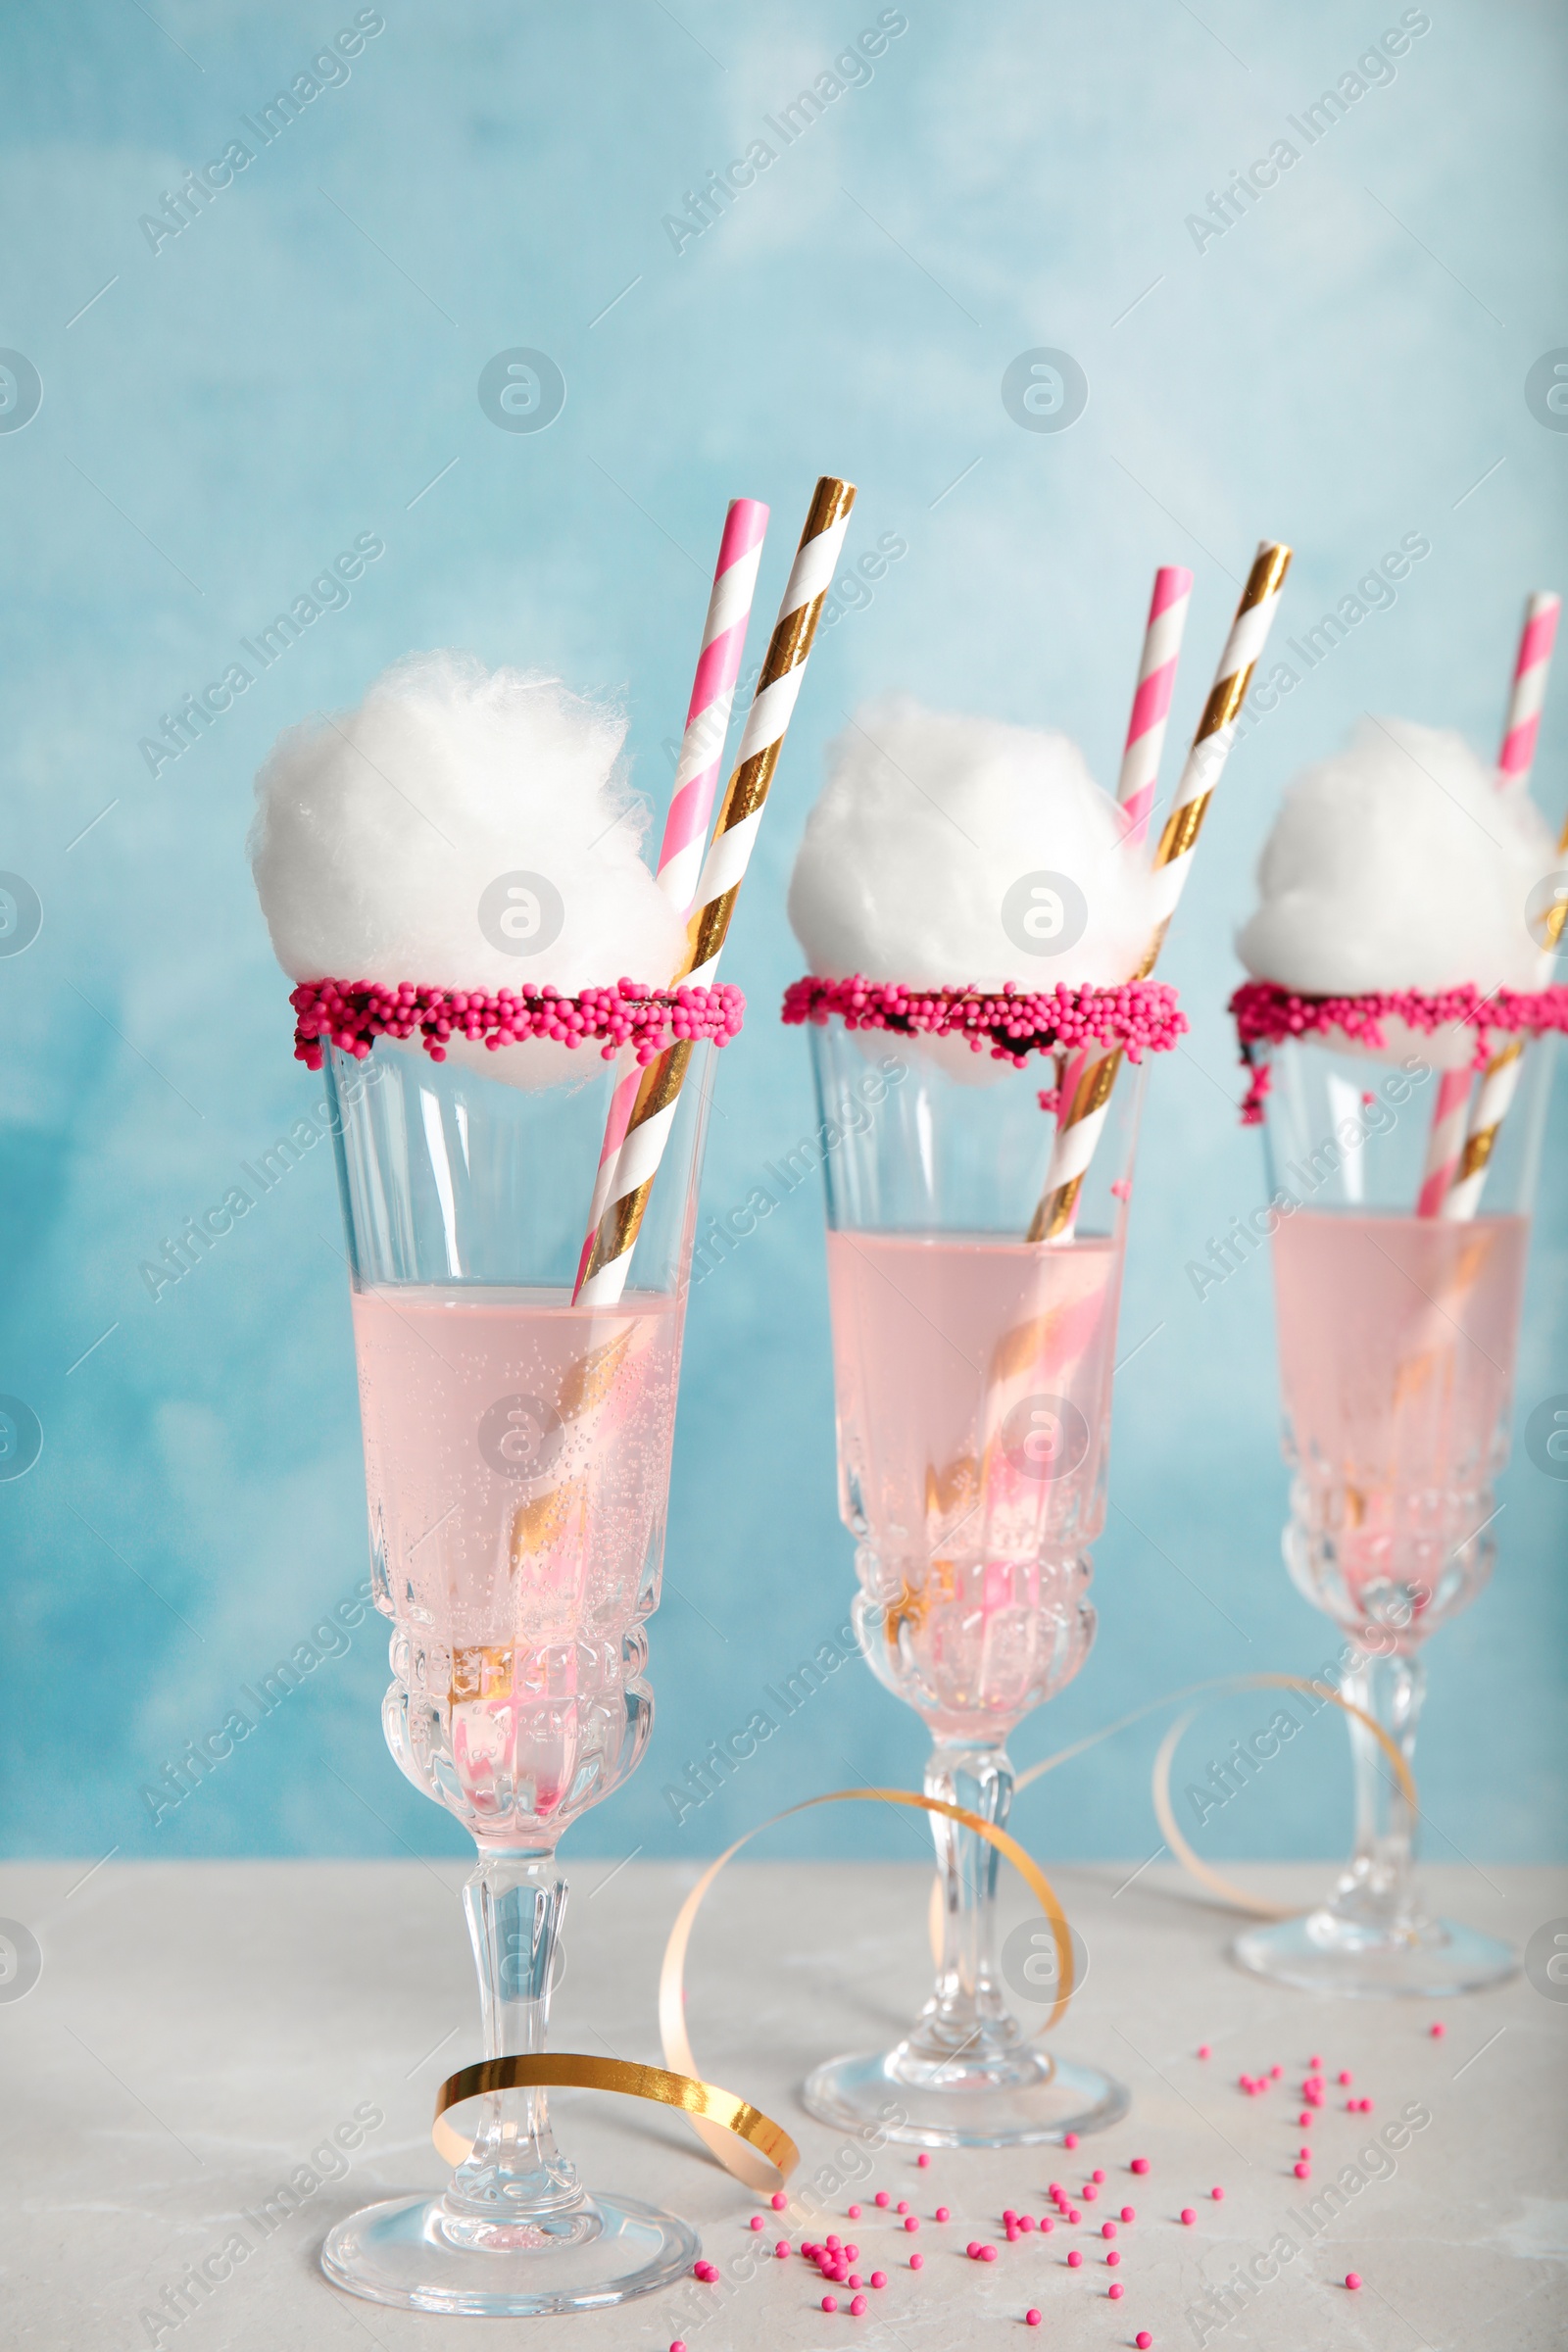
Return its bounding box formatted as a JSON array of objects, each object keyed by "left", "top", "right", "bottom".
[{"left": 2, "top": 0, "right": 1564, "bottom": 1870}]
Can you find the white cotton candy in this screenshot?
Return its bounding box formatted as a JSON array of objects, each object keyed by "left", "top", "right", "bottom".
[
  {"left": 1237, "top": 716, "right": 1555, "bottom": 995},
  {"left": 786, "top": 698, "right": 1160, "bottom": 990},
  {"left": 248, "top": 654, "right": 688, "bottom": 1088}
]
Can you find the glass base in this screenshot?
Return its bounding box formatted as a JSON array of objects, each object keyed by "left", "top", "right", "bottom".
[
  {"left": 320, "top": 2190, "right": 699, "bottom": 2315},
  {"left": 1232, "top": 1908, "right": 1519, "bottom": 1999},
  {"left": 804, "top": 2041, "right": 1129, "bottom": 2149}
]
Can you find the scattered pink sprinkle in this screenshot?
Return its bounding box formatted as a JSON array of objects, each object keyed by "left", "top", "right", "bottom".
[
  {"left": 1431, "top": 2022, "right": 1446, "bottom": 2038},
  {"left": 874, "top": 2191, "right": 889, "bottom": 2208},
  {"left": 1110, "top": 1177, "right": 1132, "bottom": 1200},
  {"left": 775, "top": 2242, "right": 789, "bottom": 2259},
  {"left": 826, "top": 2237, "right": 841, "bottom": 2254},
  {"left": 1040, "top": 2219, "right": 1054, "bottom": 2234},
  {"left": 749, "top": 2215, "right": 763, "bottom": 2230},
  {"left": 1309, "top": 2055, "right": 1322, "bottom": 2070},
  {"left": 1102, "top": 2223, "right": 1117, "bottom": 2239},
  {"left": 1004, "top": 2209, "right": 1018, "bottom": 2225},
  {"left": 935, "top": 2206, "right": 950, "bottom": 2223},
  {"left": 1063, "top": 2132, "right": 1079, "bottom": 2149},
  {"left": 870, "top": 2272, "right": 886, "bottom": 2289},
  {"left": 896, "top": 2201, "right": 909, "bottom": 2216},
  {"left": 771, "top": 2192, "right": 787, "bottom": 2212},
  {"left": 1270, "top": 2064, "right": 1283, "bottom": 2079},
  {"left": 1019, "top": 2216, "right": 1035, "bottom": 2231},
  {"left": 1181, "top": 2210, "right": 1196, "bottom": 2227},
  {"left": 1109, "top": 2282, "right": 1124, "bottom": 2299},
  {"left": 1131, "top": 2157, "right": 1150, "bottom": 2174},
  {"left": 850, "top": 2295, "right": 866, "bottom": 2317},
  {"left": 1211, "top": 2187, "right": 1224, "bottom": 2201},
  {"left": 1137, "top": 2333, "right": 1153, "bottom": 2349},
  {"left": 671, "top": 2341, "right": 686, "bottom": 2352},
  {"left": 1067, "top": 2250, "right": 1083, "bottom": 2269},
  {"left": 916, "top": 2152, "right": 931, "bottom": 2168},
  {"left": 1295, "top": 2164, "right": 1310, "bottom": 2180},
  {"left": 1198, "top": 2045, "right": 1210, "bottom": 2060},
  {"left": 1298, "top": 2112, "right": 1312, "bottom": 2128},
  {"left": 908, "top": 2254, "right": 923, "bottom": 2271},
  {"left": 1026, "top": 2311, "right": 1042, "bottom": 2328},
  {"left": 847, "top": 2203, "right": 860, "bottom": 2219},
  {"left": 980, "top": 2245, "right": 997, "bottom": 2262},
  {"left": 1346, "top": 2273, "right": 1362, "bottom": 2291},
  {"left": 1092, "top": 2169, "right": 1105, "bottom": 2184},
  {"left": 1121, "top": 2207, "right": 1136, "bottom": 2223},
  {"left": 1339, "top": 2071, "right": 1352, "bottom": 2086},
  {"left": 1082, "top": 2184, "right": 1099, "bottom": 2202},
  {"left": 821, "top": 2294, "right": 838, "bottom": 2313},
  {"left": 844, "top": 2245, "right": 858, "bottom": 2262},
  {"left": 848, "top": 2275, "right": 862, "bottom": 2289},
  {"left": 1107, "top": 2250, "right": 1121, "bottom": 2267},
  {"left": 904, "top": 2218, "right": 919, "bottom": 2233}
]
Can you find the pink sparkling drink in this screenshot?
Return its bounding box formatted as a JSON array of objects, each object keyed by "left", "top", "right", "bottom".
[
  {"left": 825, "top": 1230, "right": 1122, "bottom": 1734},
  {"left": 352, "top": 1285, "right": 683, "bottom": 1842},
  {"left": 1272, "top": 1210, "right": 1529, "bottom": 1640}
]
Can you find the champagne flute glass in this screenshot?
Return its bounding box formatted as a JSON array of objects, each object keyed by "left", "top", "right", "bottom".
[
  {"left": 800, "top": 1022, "right": 1143, "bottom": 2146},
  {"left": 1232, "top": 1029, "right": 1553, "bottom": 1995},
  {"left": 316, "top": 1034, "right": 715, "bottom": 2313}
]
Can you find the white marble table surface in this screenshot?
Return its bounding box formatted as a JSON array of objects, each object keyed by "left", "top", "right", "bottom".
[{"left": 2, "top": 1859, "right": 1563, "bottom": 2350}]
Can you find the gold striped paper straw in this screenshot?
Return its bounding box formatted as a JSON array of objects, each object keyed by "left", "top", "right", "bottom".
[
  {"left": 575, "top": 475, "right": 857, "bottom": 1304},
  {"left": 1028, "top": 541, "right": 1292, "bottom": 1243}
]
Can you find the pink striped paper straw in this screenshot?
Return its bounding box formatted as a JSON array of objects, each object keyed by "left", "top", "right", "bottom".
[
  {"left": 1116, "top": 564, "right": 1194, "bottom": 851},
  {"left": 1496, "top": 591, "right": 1561, "bottom": 789},
  {"left": 573, "top": 498, "right": 770, "bottom": 1295},
  {"left": 1050, "top": 566, "right": 1193, "bottom": 1156},
  {"left": 1415, "top": 1062, "right": 1473, "bottom": 1218},
  {"left": 655, "top": 497, "right": 770, "bottom": 915}
]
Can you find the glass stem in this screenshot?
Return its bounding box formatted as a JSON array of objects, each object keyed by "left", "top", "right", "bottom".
[
  {"left": 444, "top": 1850, "right": 582, "bottom": 2225},
  {"left": 1330, "top": 1648, "right": 1425, "bottom": 1930},
  {"left": 909, "top": 1740, "right": 1020, "bottom": 2066}
]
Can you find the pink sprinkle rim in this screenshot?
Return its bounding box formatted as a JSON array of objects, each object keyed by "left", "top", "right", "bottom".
[
  {"left": 1229, "top": 979, "right": 1568, "bottom": 1124},
  {"left": 289, "top": 976, "right": 745, "bottom": 1072},
  {"left": 781, "top": 974, "right": 1187, "bottom": 1070}
]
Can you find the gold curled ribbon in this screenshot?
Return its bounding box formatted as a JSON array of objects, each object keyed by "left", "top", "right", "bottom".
[
  {"left": 1013, "top": 1671, "right": 1415, "bottom": 1917},
  {"left": 659, "top": 1788, "right": 1072, "bottom": 2188},
  {"left": 432, "top": 2052, "right": 799, "bottom": 2184}
]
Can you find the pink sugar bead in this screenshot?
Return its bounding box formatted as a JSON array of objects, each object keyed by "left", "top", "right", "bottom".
[
  {"left": 1137, "top": 2334, "right": 1153, "bottom": 2348},
  {"left": 1092, "top": 2169, "right": 1105, "bottom": 2184},
  {"left": 847, "top": 2204, "right": 860, "bottom": 2219},
  {"left": 1131, "top": 2157, "right": 1150, "bottom": 2174},
  {"left": 771, "top": 2192, "right": 787, "bottom": 2211},
  {"left": 874, "top": 2191, "right": 890, "bottom": 2208},
  {"left": 1063, "top": 2132, "right": 1079, "bottom": 2148},
  {"left": 1198, "top": 2045, "right": 1210, "bottom": 2060},
  {"left": 844, "top": 2244, "right": 858, "bottom": 2260},
  {"left": 821, "top": 2294, "right": 838, "bottom": 2313},
  {"left": 1309, "top": 2054, "right": 1322, "bottom": 2069},
  {"left": 848, "top": 2274, "right": 861, "bottom": 2288},
  {"left": 1067, "top": 2250, "right": 1083, "bottom": 2268},
  {"left": 1270, "top": 2064, "right": 1283, "bottom": 2079},
  {"left": 1019, "top": 2216, "right": 1034, "bottom": 2231},
  {"left": 671, "top": 2341, "right": 686, "bottom": 2351},
  {"left": 1295, "top": 2164, "right": 1310, "bottom": 2180},
  {"left": 917, "top": 2151, "right": 931, "bottom": 2167},
  {"left": 1082, "top": 2184, "right": 1098, "bottom": 2202},
  {"left": 1121, "top": 2207, "right": 1135, "bottom": 2223},
  {"left": 934, "top": 2206, "right": 950, "bottom": 2223},
  {"left": 980, "top": 2245, "right": 997, "bottom": 2261},
  {"left": 1102, "top": 2223, "right": 1116, "bottom": 2239},
  {"left": 850, "top": 2295, "right": 866, "bottom": 2317},
  {"left": 1211, "top": 2187, "right": 1224, "bottom": 2201},
  {"left": 1026, "top": 2311, "right": 1042, "bottom": 2328},
  {"left": 1431, "top": 2022, "right": 1446, "bottom": 2037},
  {"left": 1180, "top": 2210, "right": 1197, "bottom": 2227},
  {"left": 908, "top": 2253, "right": 923, "bottom": 2271},
  {"left": 826, "top": 2236, "right": 841, "bottom": 2253},
  {"left": 1107, "top": 2250, "right": 1120, "bottom": 2267},
  {"left": 1041, "top": 2219, "right": 1054, "bottom": 2232},
  {"left": 775, "top": 2242, "right": 789, "bottom": 2258},
  {"left": 1339, "top": 2070, "right": 1352, "bottom": 2085},
  {"left": 1109, "top": 2282, "right": 1124, "bottom": 2299},
  {"left": 896, "top": 2201, "right": 909, "bottom": 2216},
  {"left": 966, "top": 2242, "right": 981, "bottom": 2259},
  {"left": 904, "top": 2218, "right": 918, "bottom": 2233},
  {"left": 749, "top": 2214, "right": 762, "bottom": 2230},
  {"left": 870, "top": 2272, "right": 886, "bottom": 2289},
  {"left": 1004, "top": 2209, "right": 1017, "bottom": 2224},
  {"left": 1346, "top": 2273, "right": 1362, "bottom": 2290}
]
